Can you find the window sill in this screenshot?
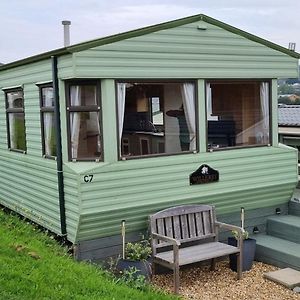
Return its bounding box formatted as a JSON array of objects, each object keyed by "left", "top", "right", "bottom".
[
  {"left": 207, "top": 144, "right": 271, "bottom": 152},
  {"left": 120, "top": 150, "right": 198, "bottom": 161},
  {"left": 8, "top": 148, "right": 26, "bottom": 154}
]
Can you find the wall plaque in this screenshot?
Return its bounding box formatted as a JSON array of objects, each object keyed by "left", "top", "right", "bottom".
[{"left": 190, "top": 164, "right": 219, "bottom": 185}]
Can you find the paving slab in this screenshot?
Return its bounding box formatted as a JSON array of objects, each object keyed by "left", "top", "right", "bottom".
[{"left": 264, "top": 268, "right": 300, "bottom": 289}]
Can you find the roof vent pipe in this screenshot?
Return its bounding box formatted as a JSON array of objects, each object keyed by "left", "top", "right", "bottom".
[
  {"left": 62, "top": 20, "right": 71, "bottom": 47},
  {"left": 288, "top": 42, "right": 296, "bottom": 51}
]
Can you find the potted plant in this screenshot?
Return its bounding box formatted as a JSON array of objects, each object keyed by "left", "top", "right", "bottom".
[
  {"left": 116, "top": 240, "right": 152, "bottom": 280},
  {"left": 228, "top": 230, "right": 256, "bottom": 272}
]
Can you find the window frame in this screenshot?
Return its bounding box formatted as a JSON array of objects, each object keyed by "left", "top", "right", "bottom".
[
  {"left": 205, "top": 79, "right": 272, "bottom": 152},
  {"left": 38, "top": 83, "right": 56, "bottom": 159},
  {"left": 115, "top": 79, "right": 199, "bottom": 160},
  {"left": 4, "top": 87, "right": 27, "bottom": 153},
  {"left": 65, "top": 80, "right": 103, "bottom": 162}
]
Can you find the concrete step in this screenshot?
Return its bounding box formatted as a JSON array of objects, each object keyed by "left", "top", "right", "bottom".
[
  {"left": 254, "top": 234, "right": 300, "bottom": 270},
  {"left": 289, "top": 199, "right": 300, "bottom": 217},
  {"left": 266, "top": 215, "right": 300, "bottom": 243}
]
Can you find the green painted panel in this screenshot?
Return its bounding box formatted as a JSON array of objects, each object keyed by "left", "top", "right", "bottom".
[
  {"left": 57, "top": 54, "right": 75, "bottom": 79},
  {"left": 74, "top": 21, "right": 298, "bottom": 79},
  {"left": 74, "top": 145, "right": 298, "bottom": 241},
  {"left": 0, "top": 57, "right": 79, "bottom": 242},
  {"left": 0, "top": 60, "right": 52, "bottom": 87}
]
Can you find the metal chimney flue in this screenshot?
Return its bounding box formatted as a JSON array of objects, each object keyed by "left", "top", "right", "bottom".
[{"left": 62, "top": 20, "right": 71, "bottom": 47}]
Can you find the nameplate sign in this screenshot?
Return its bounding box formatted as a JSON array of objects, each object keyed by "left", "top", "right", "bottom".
[{"left": 190, "top": 164, "right": 219, "bottom": 185}]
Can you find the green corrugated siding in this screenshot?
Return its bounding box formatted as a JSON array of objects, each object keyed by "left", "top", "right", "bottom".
[
  {"left": 73, "top": 21, "right": 298, "bottom": 79},
  {"left": 0, "top": 60, "right": 77, "bottom": 239},
  {"left": 57, "top": 54, "right": 75, "bottom": 79},
  {"left": 75, "top": 146, "right": 298, "bottom": 241}
]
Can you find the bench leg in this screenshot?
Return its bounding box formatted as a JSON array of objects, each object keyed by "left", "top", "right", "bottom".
[
  {"left": 152, "top": 262, "right": 156, "bottom": 275},
  {"left": 174, "top": 266, "right": 180, "bottom": 294},
  {"left": 210, "top": 258, "right": 216, "bottom": 271},
  {"left": 237, "top": 253, "right": 242, "bottom": 279}
]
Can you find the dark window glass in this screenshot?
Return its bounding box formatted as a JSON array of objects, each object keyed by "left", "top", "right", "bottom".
[
  {"left": 5, "top": 89, "right": 26, "bottom": 152},
  {"left": 206, "top": 81, "right": 270, "bottom": 150},
  {"left": 117, "top": 82, "right": 196, "bottom": 158},
  {"left": 40, "top": 85, "right": 57, "bottom": 157},
  {"left": 67, "top": 83, "right": 101, "bottom": 161}
]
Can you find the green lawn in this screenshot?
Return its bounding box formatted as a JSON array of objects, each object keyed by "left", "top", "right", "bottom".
[{"left": 0, "top": 208, "right": 176, "bottom": 300}]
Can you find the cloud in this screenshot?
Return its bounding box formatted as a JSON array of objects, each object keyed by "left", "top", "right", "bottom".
[{"left": 0, "top": 0, "right": 299, "bottom": 63}]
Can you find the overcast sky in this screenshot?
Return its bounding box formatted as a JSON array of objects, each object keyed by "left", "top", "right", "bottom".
[{"left": 0, "top": 0, "right": 299, "bottom": 64}]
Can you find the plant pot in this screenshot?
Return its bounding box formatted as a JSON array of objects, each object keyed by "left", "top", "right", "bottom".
[
  {"left": 228, "top": 237, "right": 256, "bottom": 272},
  {"left": 116, "top": 259, "right": 152, "bottom": 280}
]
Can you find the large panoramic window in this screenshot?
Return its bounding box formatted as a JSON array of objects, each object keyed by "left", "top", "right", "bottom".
[
  {"left": 40, "top": 84, "right": 57, "bottom": 157},
  {"left": 206, "top": 81, "right": 270, "bottom": 150},
  {"left": 5, "top": 89, "right": 27, "bottom": 152},
  {"left": 117, "top": 81, "right": 197, "bottom": 158},
  {"left": 66, "top": 81, "right": 102, "bottom": 161}
]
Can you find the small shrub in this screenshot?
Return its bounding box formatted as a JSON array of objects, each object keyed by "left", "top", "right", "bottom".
[
  {"left": 232, "top": 230, "right": 249, "bottom": 240},
  {"left": 125, "top": 240, "right": 151, "bottom": 261},
  {"left": 114, "top": 267, "right": 148, "bottom": 290}
]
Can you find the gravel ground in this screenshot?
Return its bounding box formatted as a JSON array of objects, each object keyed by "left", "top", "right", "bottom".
[{"left": 152, "top": 260, "right": 300, "bottom": 299}]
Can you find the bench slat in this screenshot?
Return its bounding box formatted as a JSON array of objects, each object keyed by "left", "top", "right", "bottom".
[
  {"left": 154, "top": 242, "right": 239, "bottom": 266},
  {"left": 203, "top": 211, "right": 212, "bottom": 235},
  {"left": 195, "top": 212, "right": 204, "bottom": 236},
  {"left": 173, "top": 215, "right": 181, "bottom": 239},
  {"left": 180, "top": 214, "right": 189, "bottom": 239},
  {"left": 188, "top": 213, "right": 196, "bottom": 238},
  {"left": 165, "top": 217, "right": 173, "bottom": 237},
  {"left": 156, "top": 218, "right": 165, "bottom": 237}
]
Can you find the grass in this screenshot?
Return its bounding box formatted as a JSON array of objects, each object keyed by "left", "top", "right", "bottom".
[{"left": 0, "top": 208, "right": 176, "bottom": 300}]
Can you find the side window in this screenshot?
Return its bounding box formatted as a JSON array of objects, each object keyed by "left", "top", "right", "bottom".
[
  {"left": 66, "top": 81, "right": 102, "bottom": 161},
  {"left": 206, "top": 81, "right": 270, "bottom": 150},
  {"left": 5, "top": 89, "right": 27, "bottom": 152},
  {"left": 117, "top": 81, "right": 197, "bottom": 158},
  {"left": 40, "top": 84, "right": 56, "bottom": 157}
]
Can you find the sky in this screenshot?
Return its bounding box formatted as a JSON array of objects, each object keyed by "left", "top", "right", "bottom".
[{"left": 0, "top": 0, "right": 299, "bottom": 64}]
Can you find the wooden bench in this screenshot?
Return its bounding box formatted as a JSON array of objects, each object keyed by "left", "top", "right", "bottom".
[{"left": 149, "top": 204, "right": 244, "bottom": 293}]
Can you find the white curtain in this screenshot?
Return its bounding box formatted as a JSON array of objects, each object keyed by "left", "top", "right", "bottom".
[
  {"left": 70, "top": 86, "right": 81, "bottom": 159},
  {"left": 260, "top": 82, "right": 269, "bottom": 144},
  {"left": 44, "top": 88, "right": 54, "bottom": 155},
  {"left": 94, "top": 90, "right": 101, "bottom": 153},
  {"left": 117, "top": 83, "right": 126, "bottom": 144},
  {"left": 181, "top": 83, "right": 196, "bottom": 150},
  {"left": 7, "top": 94, "right": 15, "bottom": 148},
  {"left": 206, "top": 83, "right": 218, "bottom": 121}
]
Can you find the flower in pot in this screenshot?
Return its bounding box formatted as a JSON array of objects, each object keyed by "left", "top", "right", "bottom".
[
  {"left": 117, "top": 240, "right": 152, "bottom": 280},
  {"left": 228, "top": 230, "right": 256, "bottom": 272}
]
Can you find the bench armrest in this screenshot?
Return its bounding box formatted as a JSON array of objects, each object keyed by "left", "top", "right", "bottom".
[
  {"left": 215, "top": 221, "right": 245, "bottom": 234},
  {"left": 151, "top": 233, "right": 181, "bottom": 246}
]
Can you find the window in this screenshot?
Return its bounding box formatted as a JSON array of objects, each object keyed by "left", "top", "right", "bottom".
[
  {"left": 5, "top": 89, "right": 26, "bottom": 152},
  {"left": 66, "top": 81, "right": 102, "bottom": 161},
  {"left": 206, "top": 81, "right": 270, "bottom": 150},
  {"left": 117, "top": 81, "right": 197, "bottom": 158},
  {"left": 40, "top": 84, "right": 56, "bottom": 157}
]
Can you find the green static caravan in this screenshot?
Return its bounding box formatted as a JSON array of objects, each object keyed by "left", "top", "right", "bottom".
[{"left": 0, "top": 14, "right": 299, "bottom": 260}]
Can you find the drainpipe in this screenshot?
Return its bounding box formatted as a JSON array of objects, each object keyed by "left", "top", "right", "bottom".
[{"left": 51, "top": 55, "right": 67, "bottom": 237}]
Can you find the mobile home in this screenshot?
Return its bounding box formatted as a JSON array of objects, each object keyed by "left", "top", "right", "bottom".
[{"left": 0, "top": 14, "right": 299, "bottom": 260}]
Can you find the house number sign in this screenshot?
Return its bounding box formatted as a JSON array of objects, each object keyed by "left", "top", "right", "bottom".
[
  {"left": 189, "top": 164, "right": 219, "bottom": 185},
  {"left": 83, "top": 175, "right": 94, "bottom": 183}
]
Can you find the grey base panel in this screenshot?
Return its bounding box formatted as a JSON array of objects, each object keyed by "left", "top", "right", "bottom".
[
  {"left": 74, "top": 231, "right": 147, "bottom": 261},
  {"left": 289, "top": 199, "right": 300, "bottom": 216},
  {"left": 74, "top": 203, "right": 288, "bottom": 262},
  {"left": 256, "top": 256, "right": 300, "bottom": 271}
]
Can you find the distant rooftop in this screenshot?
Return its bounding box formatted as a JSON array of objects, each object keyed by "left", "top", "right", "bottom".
[{"left": 278, "top": 105, "right": 300, "bottom": 127}]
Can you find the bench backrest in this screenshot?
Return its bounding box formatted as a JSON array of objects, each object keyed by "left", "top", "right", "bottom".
[{"left": 150, "top": 204, "right": 216, "bottom": 248}]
